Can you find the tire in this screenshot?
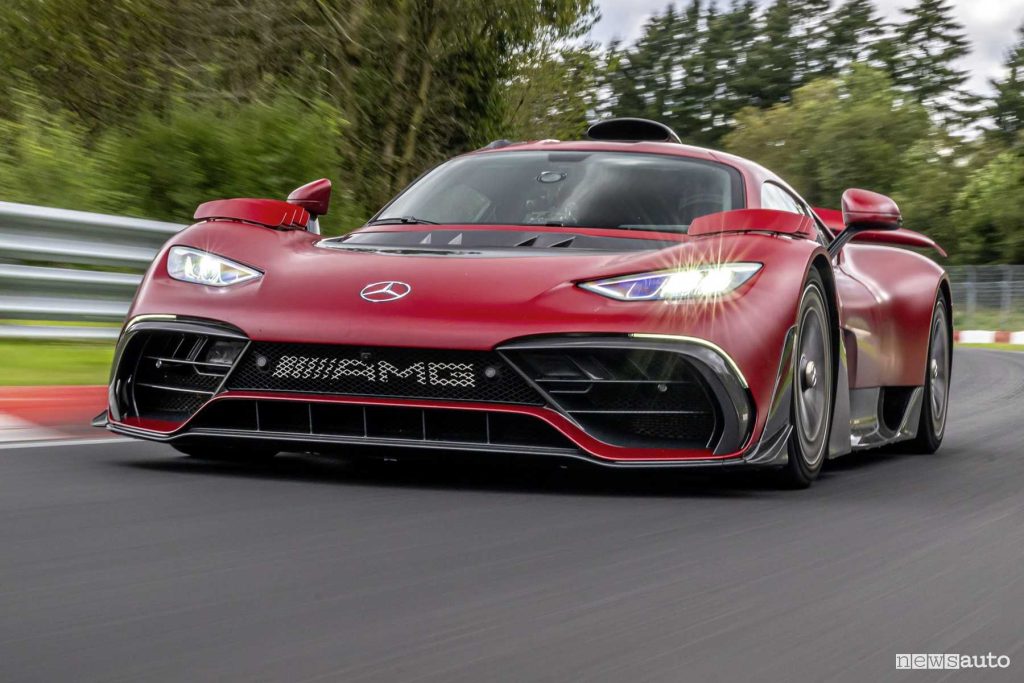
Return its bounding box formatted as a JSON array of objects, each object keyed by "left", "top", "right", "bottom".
[
  {"left": 779, "top": 269, "right": 834, "bottom": 489},
  {"left": 904, "top": 292, "right": 951, "bottom": 453},
  {"left": 173, "top": 443, "right": 279, "bottom": 462}
]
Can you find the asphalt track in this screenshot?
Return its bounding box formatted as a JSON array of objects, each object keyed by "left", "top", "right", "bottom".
[{"left": 2, "top": 348, "right": 1023, "bottom": 682}]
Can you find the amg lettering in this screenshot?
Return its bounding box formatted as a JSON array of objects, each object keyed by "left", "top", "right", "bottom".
[
  {"left": 376, "top": 361, "right": 426, "bottom": 384},
  {"left": 272, "top": 355, "right": 475, "bottom": 387}
]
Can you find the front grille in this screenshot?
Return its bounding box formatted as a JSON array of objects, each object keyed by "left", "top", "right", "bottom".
[
  {"left": 187, "top": 399, "right": 576, "bottom": 453},
  {"left": 227, "top": 343, "right": 544, "bottom": 405},
  {"left": 504, "top": 346, "right": 719, "bottom": 448}
]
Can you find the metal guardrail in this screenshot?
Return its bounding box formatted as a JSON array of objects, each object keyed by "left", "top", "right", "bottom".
[
  {"left": 0, "top": 201, "right": 183, "bottom": 340},
  {"left": 1, "top": 199, "right": 1023, "bottom": 340},
  {"left": 946, "top": 265, "right": 1024, "bottom": 330}
]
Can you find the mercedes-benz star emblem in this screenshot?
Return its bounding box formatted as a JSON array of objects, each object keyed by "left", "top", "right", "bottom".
[{"left": 360, "top": 281, "right": 412, "bottom": 302}]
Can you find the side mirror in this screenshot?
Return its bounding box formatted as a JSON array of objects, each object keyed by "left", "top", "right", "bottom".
[
  {"left": 829, "top": 189, "right": 901, "bottom": 257},
  {"left": 287, "top": 178, "right": 332, "bottom": 233},
  {"left": 287, "top": 178, "right": 332, "bottom": 216},
  {"left": 841, "top": 188, "right": 901, "bottom": 231}
]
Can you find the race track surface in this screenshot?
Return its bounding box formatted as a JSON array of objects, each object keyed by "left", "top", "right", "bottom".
[{"left": 1, "top": 348, "right": 1023, "bottom": 681}]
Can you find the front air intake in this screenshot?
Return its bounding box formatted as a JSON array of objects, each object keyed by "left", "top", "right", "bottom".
[
  {"left": 502, "top": 342, "right": 726, "bottom": 450},
  {"left": 111, "top": 325, "right": 247, "bottom": 423}
]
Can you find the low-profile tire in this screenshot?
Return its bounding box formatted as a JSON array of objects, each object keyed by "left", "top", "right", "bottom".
[
  {"left": 904, "top": 291, "right": 951, "bottom": 453},
  {"left": 779, "top": 269, "right": 834, "bottom": 489},
  {"left": 173, "top": 443, "right": 279, "bottom": 462}
]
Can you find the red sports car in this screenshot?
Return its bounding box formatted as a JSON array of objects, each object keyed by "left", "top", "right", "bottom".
[{"left": 98, "top": 118, "right": 952, "bottom": 487}]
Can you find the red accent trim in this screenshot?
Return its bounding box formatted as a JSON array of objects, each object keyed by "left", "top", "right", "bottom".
[
  {"left": 194, "top": 198, "right": 310, "bottom": 230},
  {"left": 688, "top": 209, "right": 815, "bottom": 238},
  {"left": 995, "top": 331, "right": 1011, "bottom": 343},
  {"left": 111, "top": 391, "right": 742, "bottom": 463}
]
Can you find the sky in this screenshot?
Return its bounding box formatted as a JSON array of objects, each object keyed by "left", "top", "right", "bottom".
[{"left": 592, "top": 0, "right": 1024, "bottom": 96}]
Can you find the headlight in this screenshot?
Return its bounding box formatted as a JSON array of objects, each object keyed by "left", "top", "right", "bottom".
[
  {"left": 167, "top": 246, "right": 262, "bottom": 287},
  {"left": 580, "top": 263, "right": 762, "bottom": 301}
]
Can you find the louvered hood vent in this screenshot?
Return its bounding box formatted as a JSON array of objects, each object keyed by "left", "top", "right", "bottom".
[{"left": 320, "top": 230, "right": 675, "bottom": 255}]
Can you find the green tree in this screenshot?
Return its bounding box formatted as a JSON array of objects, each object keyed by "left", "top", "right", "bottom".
[
  {"left": 891, "top": 131, "right": 967, "bottom": 253},
  {"left": 822, "top": 0, "right": 886, "bottom": 74},
  {"left": 949, "top": 148, "right": 1024, "bottom": 263},
  {"left": 744, "top": 0, "right": 798, "bottom": 108},
  {"left": 503, "top": 46, "right": 600, "bottom": 141},
  {"left": 989, "top": 24, "right": 1024, "bottom": 146},
  {"left": 890, "top": 0, "right": 974, "bottom": 125},
  {"left": 724, "top": 66, "right": 931, "bottom": 206}
]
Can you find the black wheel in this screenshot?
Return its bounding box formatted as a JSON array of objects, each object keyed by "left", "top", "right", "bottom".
[
  {"left": 905, "top": 292, "right": 951, "bottom": 453},
  {"left": 173, "top": 443, "right": 278, "bottom": 462},
  {"left": 779, "top": 270, "right": 833, "bottom": 489}
]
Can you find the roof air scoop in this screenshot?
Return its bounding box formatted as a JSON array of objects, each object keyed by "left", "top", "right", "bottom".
[{"left": 586, "top": 118, "right": 682, "bottom": 144}]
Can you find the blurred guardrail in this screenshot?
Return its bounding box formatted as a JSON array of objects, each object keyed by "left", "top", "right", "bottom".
[
  {"left": 1, "top": 200, "right": 1023, "bottom": 340},
  {"left": 0, "top": 201, "right": 183, "bottom": 341},
  {"left": 947, "top": 265, "right": 1024, "bottom": 330}
]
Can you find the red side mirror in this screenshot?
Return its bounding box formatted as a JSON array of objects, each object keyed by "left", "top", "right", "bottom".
[
  {"left": 841, "top": 188, "right": 901, "bottom": 231},
  {"left": 287, "top": 178, "right": 332, "bottom": 217}
]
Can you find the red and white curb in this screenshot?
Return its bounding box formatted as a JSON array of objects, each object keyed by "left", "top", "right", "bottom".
[
  {"left": 0, "top": 386, "right": 122, "bottom": 447},
  {"left": 954, "top": 330, "right": 1024, "bottom": 344}
]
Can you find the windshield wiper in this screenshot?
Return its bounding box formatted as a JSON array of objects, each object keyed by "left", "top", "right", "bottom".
[{"left": 367, "top": 216, "right": 439, "bottom": 225}]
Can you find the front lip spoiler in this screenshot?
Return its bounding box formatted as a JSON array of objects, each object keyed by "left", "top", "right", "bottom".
[{"left": 105, "top": 421, "right": 767, "bottom": 469}]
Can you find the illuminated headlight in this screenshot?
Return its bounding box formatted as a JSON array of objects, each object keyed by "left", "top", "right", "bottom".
[
  {"left": 167, "top": 246, "right": 262, "bottom": 287},
  {"left": 580, "top": 263, "right": 762, "bottom": 301}
]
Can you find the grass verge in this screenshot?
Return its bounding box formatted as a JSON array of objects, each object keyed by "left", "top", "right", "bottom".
[
  {"left": 0, "top": 340, "right": 114, "bottom": 386},
  {"left": 955, "top": 342, "right": 1024, "bottom": 352}
]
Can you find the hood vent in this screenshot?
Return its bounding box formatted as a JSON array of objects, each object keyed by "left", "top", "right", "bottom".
[{"left": 320, "top": 229, "right": 673, "bottom": 255}]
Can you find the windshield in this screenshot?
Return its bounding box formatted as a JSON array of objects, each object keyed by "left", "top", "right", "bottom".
[{"left": 375, "top": 151, "right": 744, "bottom": 233}]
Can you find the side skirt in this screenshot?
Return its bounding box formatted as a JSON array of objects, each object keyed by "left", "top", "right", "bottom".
[{"left": 848, "top": 386, "right": 924, "bottom": 451}]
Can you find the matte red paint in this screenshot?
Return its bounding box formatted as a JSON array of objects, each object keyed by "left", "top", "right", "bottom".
[
  {"left": 194, "top": 198, "right": 310, "bottom": 230},
  {"left": 688, "top": 208, "right": 816, "bottom": 238},
  {"left": 841, "top": 188, "right": 902, "bottom": 230},
  {"left": 287, "top": 178, "right": 332, "bottom": 216},
  {"left": 851, "top": 229, "right": 947, "bottom": 257},
  {"left": 111, "top": 140, "right": 949, "bottom": 462}
]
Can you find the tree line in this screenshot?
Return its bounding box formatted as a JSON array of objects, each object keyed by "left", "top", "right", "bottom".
[{"left": 0, "top": 0, "right": 1021, "bottom": 263}]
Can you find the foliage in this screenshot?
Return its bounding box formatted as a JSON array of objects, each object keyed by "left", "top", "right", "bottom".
[
  {"left": 724, "top": 67, "right": 930, "bottom": 206},
  {"left": 989, "top": 24, "right": 1024, "bottom": 146},
  {"left": 0, "top": 93, "right": 366, "bottom": 234},
  {"left": 0, "top": 91, "right": 114, "bottom": 213},
  {"left": 0, "top": 0, "right": 599, "bottom": 217},
  {"left": 949, "top": 148, "right": 1024, "bottom": 264},
  {"left": 889, "top": 0, "right": 974, "bottom": 127},
  {"left": 101, "top": 98, "right": 366, "bottom": 233}
]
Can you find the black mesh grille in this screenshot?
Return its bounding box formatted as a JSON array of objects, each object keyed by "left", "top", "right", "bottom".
[{"left": 227, "top": 343, "right": 544, "bottom": 405}]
